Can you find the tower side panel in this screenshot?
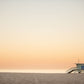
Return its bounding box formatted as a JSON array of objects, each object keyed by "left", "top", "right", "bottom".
[{"left": 81, "top": 66, "right": 84, "bottom": 70}]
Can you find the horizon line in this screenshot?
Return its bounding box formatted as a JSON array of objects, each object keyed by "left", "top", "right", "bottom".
[{"left": 0, "top": 69, "right": 66, "bottom": 73}]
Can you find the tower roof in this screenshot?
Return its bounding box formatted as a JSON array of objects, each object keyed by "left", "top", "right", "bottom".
[{"left": 76, "top": 63, "right": 84, "bottom": 65}]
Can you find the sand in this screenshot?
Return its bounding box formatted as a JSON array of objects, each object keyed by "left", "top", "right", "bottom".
[{"left": 0, "top": 73, "right": 84, "bottom": 84}]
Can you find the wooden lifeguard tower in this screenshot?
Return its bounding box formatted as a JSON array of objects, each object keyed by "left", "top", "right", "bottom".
[{"left": 66, "top": 63, "right": 84, "bottom": 73}]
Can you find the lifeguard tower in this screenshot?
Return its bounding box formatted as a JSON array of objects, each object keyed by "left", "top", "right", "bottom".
[{"left": 67, "top": 63, "right": 84, "bottom": 73}]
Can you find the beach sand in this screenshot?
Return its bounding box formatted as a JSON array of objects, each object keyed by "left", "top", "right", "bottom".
[{"left": 0, "top": 73, "right": 84, "bottom": 84}]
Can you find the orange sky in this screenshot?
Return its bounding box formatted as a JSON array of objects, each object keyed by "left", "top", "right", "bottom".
[{"left": 0, "top": 0, "right": 84, "bottom": 71}]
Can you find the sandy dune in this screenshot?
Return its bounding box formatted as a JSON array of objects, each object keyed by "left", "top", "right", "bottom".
[{"left": 0, "top": 73, "right": 84, "bottom": 84}]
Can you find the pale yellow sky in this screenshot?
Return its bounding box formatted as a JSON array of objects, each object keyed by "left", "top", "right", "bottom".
[{"left": 0, "top": 0, "right": 84, "bottom": 71}]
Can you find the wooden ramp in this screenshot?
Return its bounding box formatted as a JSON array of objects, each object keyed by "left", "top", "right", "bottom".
[{"left": 66, "top": 67, "right": 80, "bottom": 73}]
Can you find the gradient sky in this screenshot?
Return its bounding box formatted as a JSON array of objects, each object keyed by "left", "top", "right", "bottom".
[{"left": 0, "top": 0, "right": 84, "bottom": 71}]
